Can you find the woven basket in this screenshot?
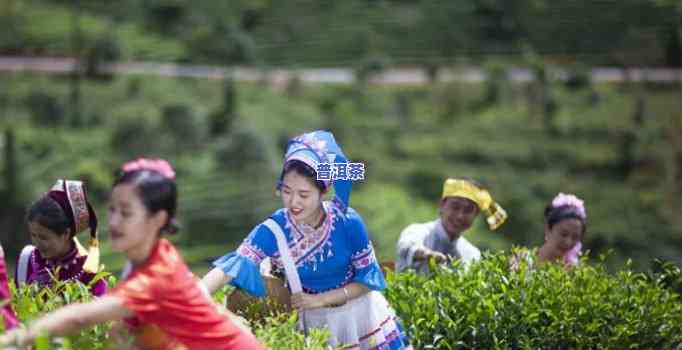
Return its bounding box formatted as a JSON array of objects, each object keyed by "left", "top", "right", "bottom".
[
  {"left": 226, "top": 274, "right": 291, "bottom": 316},
  {"left": 227, "top": 260, "right": 396, "bottom": 317},
  {"left": 380, "top": 260, "right": 395, "bottom": 276}
]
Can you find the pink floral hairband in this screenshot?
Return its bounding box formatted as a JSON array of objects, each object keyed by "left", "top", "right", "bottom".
[
  {"left": 122, "top": 158, "right": 176, "bottom": 180},
  {"left": 551, "top": 192, "right": 586, "bottom": 220}
]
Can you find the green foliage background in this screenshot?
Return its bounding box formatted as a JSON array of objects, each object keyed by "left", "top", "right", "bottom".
[
  {"left": 1, "top": 71, "right": 680, "bottom": 274},
  {"left": 1, "top": 0, "right": 680, "bottom": 67}
]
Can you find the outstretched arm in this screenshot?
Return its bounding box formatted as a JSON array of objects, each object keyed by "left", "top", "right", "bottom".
[
  {"left": 411, "top": 247, "right": 448, "bottom": 263},
  {"left": 397, "top": 225, "right": 448, "bottom": 269},
  {"left": 201, "top": 267, "right": 234, "bottom": 294},
  {"left": 0, "top": 296, "right": 130, "bottom": 347}
]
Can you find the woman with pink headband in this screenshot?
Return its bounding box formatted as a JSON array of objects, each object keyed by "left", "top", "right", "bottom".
[
  {"left": 538, "top": 193, "right": 586, "bottom": 266},
  {"left": 1, "top": 158, "right": 265, "bottom": 349}
]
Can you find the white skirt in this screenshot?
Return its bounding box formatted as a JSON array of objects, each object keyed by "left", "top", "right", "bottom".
[{"left": 301, "top": 291, "right": 410, "bottom": 350}]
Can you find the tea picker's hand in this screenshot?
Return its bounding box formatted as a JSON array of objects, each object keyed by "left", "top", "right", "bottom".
[
  {"left": 425, "top": 250, "right": 449, "bottom": 264},
  {"left": 291, "top": 292, "right": 325, "bottom": 310}
]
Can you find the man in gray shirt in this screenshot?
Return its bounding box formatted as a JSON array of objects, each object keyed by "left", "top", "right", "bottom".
[{"left": 396, "top": 178, "right": 507, "bottom": 274}]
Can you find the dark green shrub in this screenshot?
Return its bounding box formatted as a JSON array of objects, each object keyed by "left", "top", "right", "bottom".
[
  {"left": 185, "top": 24, "right": 255, "bottom": 64},
  {"left": 480, "top": 61, "right": 507, "bottom": 107},
  {"left": 355, "top": 54, "right": 390, "bottom": 85},
  {"left": 285, "top": 74, "right": 303, "bottom": 98},
  {"left": 385, "top": 251, "right": 682, "bottom": 349},
  {"left": 435, "top": 82, "right": 464, "bottom": 123},
  {"left": 72, "top": 159, "right": 115, "bottom": 203},
  {"left": 26, "top": 91, "right": 65, "bottom": 127},
  {"left": 564, "top": 65, "right": 592, "bottom": 91},
  {"left": 110, "top": 117, "right": 158, "bottom": 159},
  {"left": 142, "top": 0, "right": 188, "bottom": 35},
  {"left": 84, "top": 35, "right": 121, "bottom": 81},
  {"left": 649, "top": 259, "right": 682, "bottom": 295},
  {"left": 405, "top": 169, "right": 444, "bottom": 202},
  {"left": 209, "top": 78, "right": 238, "bottom": 138},
  {"left": 160, "top": 103, "right": 204, "bottom": 152},
  {"left": 392, "top": 91, "right": 413, "bottom": 125},
  {"left": 214, "top": 129, "right": 271, "bottom": 172}
]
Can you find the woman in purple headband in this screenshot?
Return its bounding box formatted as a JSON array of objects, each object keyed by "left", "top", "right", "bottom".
[
  {"left": 538, "top": 193, "right": 586, "bottom": 267},
  {"left": 15, "top": 180, "right": 106, "bottom": 296}
]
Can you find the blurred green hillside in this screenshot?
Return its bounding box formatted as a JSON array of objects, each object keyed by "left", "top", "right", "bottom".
[
  {"left": 1, "top": 67, "right": 680, "bottom": 275},
  {"left": 1, "top": 0, "right": 681, "bottom": 68},
  {"left": 1, "top": 0, "right": 681, "bottom": 275}
]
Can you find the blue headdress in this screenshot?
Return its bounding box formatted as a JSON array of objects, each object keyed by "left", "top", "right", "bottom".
[{"left": 278, "top": 130, "right": 352, "bottom": 213}]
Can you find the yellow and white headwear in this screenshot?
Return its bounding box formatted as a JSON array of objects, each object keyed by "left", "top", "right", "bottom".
[{"left": 441, "top": 178, "right": 507, "bottom": 230}]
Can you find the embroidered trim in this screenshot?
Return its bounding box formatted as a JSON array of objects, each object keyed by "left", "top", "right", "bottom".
[
  {"left": 65, "top": 180, "right": 89, "bottom": 234},
  {"left": 345, "top": 315, "right": 404, "bottom": 350},
  {"left": 276, "top": 202, "right": 338, "bottom": 270},
  {"left": 268, "top": 202, "right": 379, "bottom": 294},
  {"left": 236, "top": 242, "right": 267, "bottom": 265},
  {"left": 288, "top": 133, "right": 328, "bottom": 165},
  {"left": 351, "top": 244, "right": 378, "bottom": 270}
]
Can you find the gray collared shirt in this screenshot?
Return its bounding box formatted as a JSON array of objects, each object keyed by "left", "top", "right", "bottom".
[{"left": 396, "top": 219, "right": 481, "bottom": 274}]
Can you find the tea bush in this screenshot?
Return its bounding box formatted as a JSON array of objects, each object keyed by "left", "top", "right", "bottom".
[
  {"left": 385, "top": 250, "right": 682, "bottom": 349},
  {"left": 3, "top": 253, "right": 681, "bottom": 349},
  {"left": 2, "top": 275, "right": 338, "bottom": 350},
  {"left": 5, "top": 273, "right": 113, "bottom": 349}
]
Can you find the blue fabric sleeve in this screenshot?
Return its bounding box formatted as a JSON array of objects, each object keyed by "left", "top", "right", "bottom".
[
  {"left": 212, "top": 222, "right": 278, "bottom": 297},
  {"left": 346, "top": 208, "right": 386, "bottom": 291},
  {"left": 212, "top": 252, "right": 266, "bottom": 297}
]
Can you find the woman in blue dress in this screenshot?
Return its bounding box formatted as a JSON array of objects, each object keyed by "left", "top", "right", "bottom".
[{"left": 202, "top": 130, "right": 410, "bottom": 349}]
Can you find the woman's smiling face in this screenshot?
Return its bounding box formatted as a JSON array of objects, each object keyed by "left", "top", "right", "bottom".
[
  {"left": 280, "top": 171, "right": 323, "bottom": 226},
  {"left": 544, "top": 218, "right": 583, "bottom": 256}
]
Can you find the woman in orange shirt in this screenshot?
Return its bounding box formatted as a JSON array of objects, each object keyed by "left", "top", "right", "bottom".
[{"left": 0, "top": 158, "right": 264, "bottom": 350}]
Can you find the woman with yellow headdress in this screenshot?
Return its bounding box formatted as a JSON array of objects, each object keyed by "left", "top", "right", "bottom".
[
  {"left": 15, "top": 179, "right": 106, "bottom": 296},
  {"left": 396, "top": 177, "right": 507, "bottom": 274}
]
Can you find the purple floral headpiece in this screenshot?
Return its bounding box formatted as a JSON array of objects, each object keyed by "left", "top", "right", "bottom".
[{"left": 551, "top": 193, "right": 586, "bottom": 220}]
